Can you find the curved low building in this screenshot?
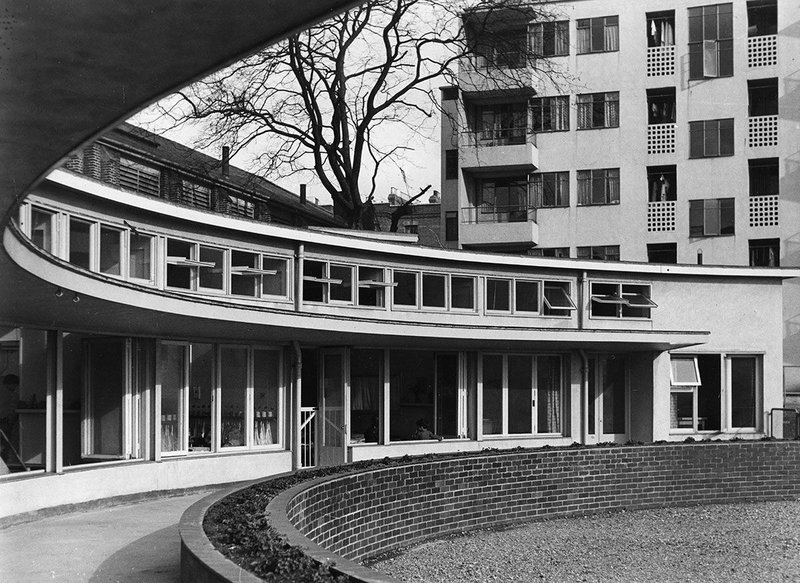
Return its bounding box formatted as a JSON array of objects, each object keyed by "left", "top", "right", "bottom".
[{"left": 0, "top": 2, "right": 798, "bottom": 522}]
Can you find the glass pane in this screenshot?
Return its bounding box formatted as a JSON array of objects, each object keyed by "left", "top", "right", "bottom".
[
  {"left": 350, "top": 349, "right": 381, "bottom": 444},
  {"left": 88, "top": 341, "right": 124, "bottom": 455},
  {"left": 508, "top": 355, "right": 532, "bottom": 434},
  {"left": 303, "top": 260, "right": 326, "bottom": 302},
  {"left": 393, "top": 271, "right": 418, "bottom": 306},
  {"left": 451, "top": 276, "right": 474, "bottom": 310},
  {"left": 515, "top": 280, "right": 539, "bottom": 313},
  {"left": 486, "top": 279, "right": 510, "bottom": 311},
  {"left": 329, "top": 265, "right": 353, "bottom": 302},
  {"left": 390, "top": 350, "right": 435, "bottom": 441},
  {"left": 254, "top": 349, "right": 280, "bottom": 446},
  {"left": 99, "top": 226, "right": 121, "bottom": 275},
  {"left": 220, "top": 346, "right": 247, "bottom": 448},
  {"left": 358, "top": 266, "right": 385, "bottom": 307},
  {"left": 671, "top": 391, "right": 694, "bottom": 429},
  {"left": 436, "top": 354, "right": 459, "bottom": 438},
  {"left": 422, "top": 273, "right": 446, "bottom": 308},
  {"left": 697, "top": 354, "right": 721, "bottom": 431},
  {"left": 603, "top": 357, "right": 626, "bottom": 435},
  {"left": 188, "top": 343, "right": 213, "bottom": 452},
  {"left": 671, "top": 357, "right": 699, "bottom": 385},
  {"left": 158, "top": 343, "right": 185, "bottom": 453},
  {"left": 537, "top": 355, "right": 561, "bottom": 433},
  {"left": 31, "top": 208, "right": 54, "bottom": 252},
  {"left": 129, "top": 233, "right": 152, "bottom": 280},
  {"left": 482, "top": 355, "right": 503, "bottom": 435},
  {"left": 731, "top": 358, "right": 756, "bottom": 428},
  {"left": 166, "top": 239, "right": 193, "bottom": 289},
  {"left": 69, "top": 219, "right": 91, "bottom": 269},
  {"left": 322, "top": 353, "right": 344, "bottom": 448},
  {"left": 199, "top": 246, "right": 224, "bottom": 290},
  {"left": 262, "top": 257, "right": 287, "bottom": 297},
  {"left": 231, "top": 251, "right": 258, "bottom": 296}
]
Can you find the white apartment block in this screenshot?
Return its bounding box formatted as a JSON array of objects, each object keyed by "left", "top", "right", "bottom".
[{"left": 440, "top": 0, "right": 800, "bottom": 402}]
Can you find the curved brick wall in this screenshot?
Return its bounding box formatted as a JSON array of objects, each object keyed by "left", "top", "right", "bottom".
[{"left": 269, "top": 442, "right": 800, "bottom": 582}]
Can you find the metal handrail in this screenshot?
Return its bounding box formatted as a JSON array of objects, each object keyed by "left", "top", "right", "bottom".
[
  {"left": 768, "top": 407, "right": 799, "bottom": 439},
  {"left": 461, "top": 202, "right": 537, "bottom": 224}
]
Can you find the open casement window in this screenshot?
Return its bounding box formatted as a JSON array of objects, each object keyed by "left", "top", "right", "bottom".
[
  {"left": 166, "top": 238, "right": 219, "bottom": 291},
  {"left": 357, "top": 266, "right": 393, "bottom": 307},
  {"left": 688, "top": 4, "right": 733, "bottom": 80},
  {"left": 670, "top": 356, "right": 702, "bottom": 431},
  {"left": 543, "top": 282, "right": 576, "bottom": 317},
  {"left": 230, "top": 250, "right": 288, "bottom": 298},
  {"left": 590, "top": 282, "right": 656, "bottom": 319},
  {"left": 670, "top": 357, "right": 701, "bottom": 386},
  {"left": 129, "top": 232, "right": 154, "bottom": 282},
  {"left": 29, "top": 206, "right": 57, "bottom": 254},
  {"left": 303, "top": 260, "right": 353, "bottom": 304}
]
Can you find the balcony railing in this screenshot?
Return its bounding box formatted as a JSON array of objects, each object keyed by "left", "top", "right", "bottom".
[
  {"left": 462, "top": 202, "right": 537, "bottom": 224},
  {"left": 647, "top": 200, "right": 676, "bottom": 232},
  {"left": 647, "top": 45, "right": 675, "bottom": 77},
  {"left": 748, "top": 115, "right": 778, "bottom": 148},
  {"left": 647, "top": 123, "right": 676, "bottom": 154},
  {"left": 462, "top": 127, "right": 535, "bottom": 148},
  {"left": 749, "top": 194, "right": 779, "bottom": 227},
  {"left": 748, "top": 34, "right": 777, "bottom": 68}
]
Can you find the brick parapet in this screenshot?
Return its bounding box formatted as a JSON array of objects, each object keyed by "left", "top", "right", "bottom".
[{"left": 270, "top": 442, "right": 800, "bottom": 582}]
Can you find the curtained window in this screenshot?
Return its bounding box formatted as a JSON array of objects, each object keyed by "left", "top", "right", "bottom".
[
  {"left": 577, "top": 92, "right": 618, "bottom": 129},
  {"left": 577, "top": 16, "right": 618, "bottom": 53}
]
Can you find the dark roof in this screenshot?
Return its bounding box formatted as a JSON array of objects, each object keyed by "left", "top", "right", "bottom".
[{"left": 101, "top": 122, "right": 341, "bottom": 226}]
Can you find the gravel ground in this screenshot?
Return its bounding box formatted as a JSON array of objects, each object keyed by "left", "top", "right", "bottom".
[{"left": 368, "top": 500, "right": 800, "bottom": 583}]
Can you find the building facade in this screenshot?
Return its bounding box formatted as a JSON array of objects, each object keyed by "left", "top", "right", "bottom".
[{"left": 439, "top": 0, "right": 800, "bottom": 404}]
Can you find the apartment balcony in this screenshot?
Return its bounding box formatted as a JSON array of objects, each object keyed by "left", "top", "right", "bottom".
[
  {"left": 460, "top": 203, "right": 538, "bottom": 248},
  {"left": 460, "top": 130, "right": 538, "bottom": 171},
  {"left": 749, "top": 194, "right": 779, "bottom": 227},
  {"left": 748, "top": 34, "right": 777, "bottom": 68},
  {"left": 646, "top": 45, "right": 675, "bottom": 77},
  {"left": 748, "top": 115, "right": 778, "bottom": 148},
  {"left": 458, "top": 60, "right": 535, "bottom": 97},
  {"left": 647, "top": 123, "right": 676, "bottom": 155},
  {"left": 647, "top": 201, "right": 676, "bottom": 232}
]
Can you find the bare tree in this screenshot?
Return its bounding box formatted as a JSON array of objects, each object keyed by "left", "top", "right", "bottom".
[{"left": 151, "top": 0, "right": 565, "bottom": 229}]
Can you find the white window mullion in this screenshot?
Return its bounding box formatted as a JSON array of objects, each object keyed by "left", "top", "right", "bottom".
[
  {"left": 531, "top": 356, "right": 538, "bottom": 435},
  {"left": 502, "top": 355, "right": 509, "bottom": 435}
]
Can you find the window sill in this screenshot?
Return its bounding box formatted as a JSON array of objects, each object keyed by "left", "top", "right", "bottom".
[
  {"left": 577, "top": 49, "right": 620, "bottom": 55},
  {"left": 577, "top": 126, "right": 620, "bottom": 131},
  {"left": 577, "top": 202, "right": 620, "bottom": 207},
  {"left": 688, "top": 153, "right": 735, "bottom": 159}
]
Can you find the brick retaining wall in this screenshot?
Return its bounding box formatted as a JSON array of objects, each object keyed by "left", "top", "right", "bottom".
[{"left": 278, "top": 442, "right": 800, "bottom": 575}]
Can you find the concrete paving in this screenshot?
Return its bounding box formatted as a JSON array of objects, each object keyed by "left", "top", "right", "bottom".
[{"left": 0, "top": 491, "right": 214, "bottom": 583}]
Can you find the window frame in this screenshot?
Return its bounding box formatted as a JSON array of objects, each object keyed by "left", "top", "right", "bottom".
[
  {"left": 689, "top": 198, "right": 735, "bottom": 237},
  {"left": 577, "top": 92, "right": 619, "bottom": 130},
  {"left": 577, "top": 168, "right": 620, "bottom": 206},
  {"left": 531, "top": 171, "right": 570, "bottom": 208},
  {"left": 577, "top": 15, "right": 619, "bottom": 54},
  {"left": 688, "top": 118, "right": 734, "bottom": 159},
  {"left": 589, "top": 281, "right": 656, "bottom": 319},
  {"left": 530, "top": 95, "right": 570, "bottom": 133},
  {"left": 529, "top": 20, "right": 570, "bottom": 58},
  {"left": 688, "top": 3, "right": 733, "bottom": 80}
]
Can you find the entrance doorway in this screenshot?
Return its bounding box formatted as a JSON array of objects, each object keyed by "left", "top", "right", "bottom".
[
  {"left": 318, "top": 350, "right": 347, "bottom": 467},
  {"left": 587, "top": 355, "right": 627, "bottom": 443}
]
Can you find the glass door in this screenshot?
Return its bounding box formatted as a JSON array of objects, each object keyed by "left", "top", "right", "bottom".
[
  {"left": 587, "top": 355, "right": 627, "bottom": 443},
  {"left": 318, "top": 350, "right": 347, "bottom": 466}
]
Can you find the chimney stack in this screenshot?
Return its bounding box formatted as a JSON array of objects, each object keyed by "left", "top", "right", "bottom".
[{"left": 221, "top": 146, "right": 230, "bottom": 177}]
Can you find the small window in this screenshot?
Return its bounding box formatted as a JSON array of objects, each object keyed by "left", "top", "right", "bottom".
[
  {"left": 474, "top": 103, "right": 528, "bottom": 146},
  {"left": 99, "top": 225, "right": 122, "bottom": 276},
  {"left": 577, "top": 169, "right": 619, "bottom": 205},
  {"left": 529, "top": 247, "right": 569, "bottom": 259},
  {"left": 451, "top": 276, "right": 475, "bottom": 310},
  {"left": 577, "top": 92, "right": 619, "bottom": 129},
  {"left": 671, "top": 357, "right": 701, "bottom": 386},
  {"left": 393, "top": 271, "right": 418, "bottom": 307},
  {"left": 69, "top": 218, "right": 92, "bottom": 269},
  {"left": 647, "top": 243, "right": 677, "bottom": 264},
  {"left": 445, "top": 211, "right": 458, "bottom": 242},
  {"left": 543, "top": 282, "right": 576, "bottom": 316},
  {"left": 577, "top": 16, "right": 619, "bottom": 54},
  {"left": 445, "top": 150, "right": 458, "bottom": 180},
  {"left": 303, "top": 260, "right": 348, "bottom": 303},
  {"left": 530, "top": 21, "right": 569, "bottom": 57},
  {"left": 329, "top": 265, "right": 354, "bottom": 303},
  {"left": 261, "top": 257, "right": 288, "bottom": 297},
  {"left": 577, "top": 245, "right": 620, "bottom": 262},
  {"left": 166, "top": 239, "right": 196, "bottom": 289},
  {"left": 515, "top": 280, "right": 539, "bottom": 313},
  {"left": 689, "top": 198, "right": 735, "bottom": 237},
  {"left": 227, "top": 195, "right": 255, "bottom": 218},
  {"left": 231, "top": 250, "right": 261, "bottom": 297},
  {"left": 689, "top": 119, "right": 734, "bottom": 158},
  {"left": 747, "top": 0, "right": 777, "bottom": 37},
  {"left": 531, "top": 172, "right": 569, "bottom": 207},
  {"left": 422, "top": 274, "right": 446, "bottom": 308},
  {"left": 30, "top": 207, "right": 55, "bottom": 253},
  {"left": 198, "top": 246, "right": 224, "bottom": 291},
  {"left": 530, "top": 96, "right": 570, "bottom": 132},
  {"left": 748, "top": 78, "right": 778, "bottom": 117},
  {"left": 486, "top": 278, "right": 511, "bottom": 312},
  {"left": 749, "top": 238, "right": 779, "bottom": 267},
  {"left": 129, "top": 232, "right": 153, "bottom": 281}
]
